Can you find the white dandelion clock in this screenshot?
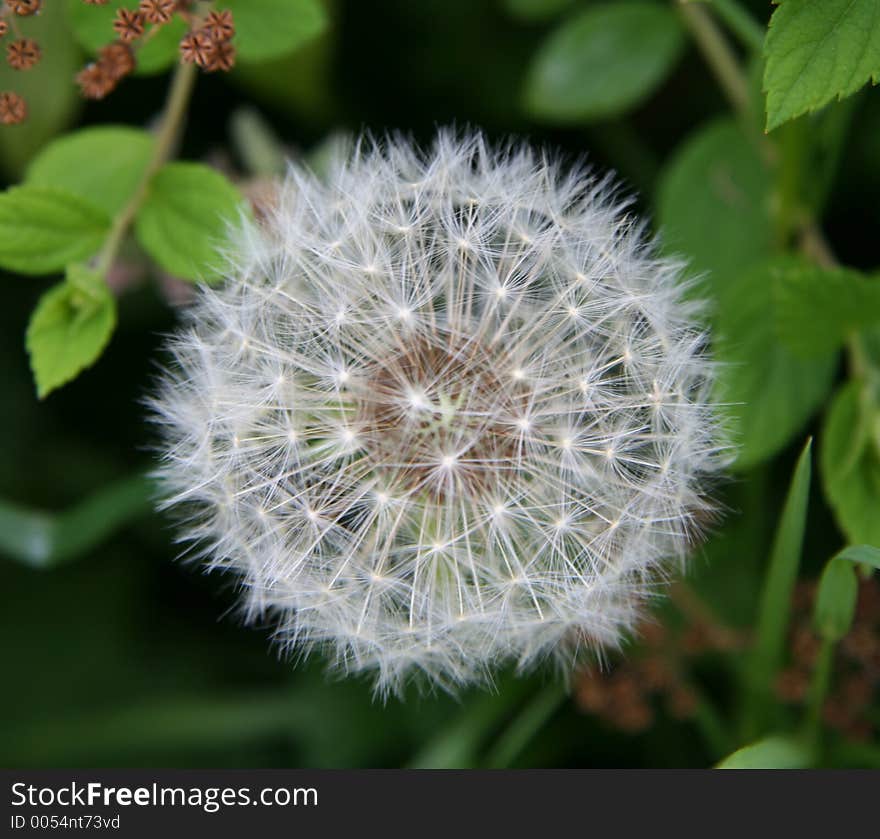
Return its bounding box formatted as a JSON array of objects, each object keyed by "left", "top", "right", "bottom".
[{"left": 152, "top": 131, "right": 726, "bottom": 695}]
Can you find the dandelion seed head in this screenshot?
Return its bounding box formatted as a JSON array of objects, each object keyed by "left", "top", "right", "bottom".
[{"left": 151, "top": 130, "right": 727, "bottom": 696}]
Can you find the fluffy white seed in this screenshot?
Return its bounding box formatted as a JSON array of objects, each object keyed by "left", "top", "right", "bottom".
[{"left": 151, "top": 131, "right": 727, "bottom": 696}]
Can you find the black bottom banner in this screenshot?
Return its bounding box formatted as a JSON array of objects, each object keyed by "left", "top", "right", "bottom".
[{"left": 1, "top": 769, "right": 875, "bottom": 837}]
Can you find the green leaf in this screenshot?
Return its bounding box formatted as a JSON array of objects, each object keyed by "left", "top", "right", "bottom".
[
  {"left": 0, "top": 0, "right": 81, "bottom": 177},
  {"left": 134, "top": 162, "right": 245, "bottom": 281},
  {"left": 524, "top": 3, "right": 685, "bottom": 122},
  {"left": 483, "top": 683, "right": 567, "bottom": 768},
  {"left": 503, "top": 0, "right": 574, "bottom": 22},
  {"left": 657, "top": 119, "right": 772, "bottom": 291},
  {"left": 764, "top": 0, "right": 880, "bottom": 131},
  {"left": 744, "top": 439, "right": 812, "bottom": 737},
  {"left": 26, "top": 265, "right": 117, "bottom": 398},
  {"left": 821, "top": 382, "right": 880, "bottom": 546},
  {"left": 26, "top": 126, "right": 154, "bottom": 217},
  {"left": 716, "top": 736, "right": 811, "bottom": 769},
  {"left": 714, "top": 260, "right": 837, "bottom": 469},
  {"left": 229, "top": 107, "right": 288, "bottom": 177},
  {"left": 67, "top": 0, "right": 187, "bottom": 75},
  {"left": 834, "top": 544, "right": 880, "bottom": 571},
  {"left": 408, "top": 678, "right": 531, "bottom": 769},
  {"left": 0, "top": 187, "right": 109, "bottom": 275},
  {"left": 224, "top": 0, "right": 328, "bottom": 63},
  {"left": 814, "top": 556, "right": 858, "bottom": 642},
  {"left": 775, "top": 265, "right": 880, "bottom": 357},
  {"left": 0, "top": 474, "right": 152, "bottom": 569}
]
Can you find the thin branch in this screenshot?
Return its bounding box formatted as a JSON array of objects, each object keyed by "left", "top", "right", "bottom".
[{"left": 94, "top": 60, "right": 199, "bottom": 277}]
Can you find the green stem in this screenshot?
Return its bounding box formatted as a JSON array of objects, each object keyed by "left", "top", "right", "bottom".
[
  {"left": 802, "top": 638, "right": 833, "bottom": 755},
  {"left": 483, "top": 683, "right": 567, "bottom": 769},
  {"left": 691, "top": 690, "right": 733, "bottom": 759},
  {"left": 676, "top": 1, "right": 752, "bottom": 121},
  {"left": 94, "top": 60, "right": 199, "bottom": 277},
  {"left": 703, "top": 0, "right": 765, "bottom": 53}
]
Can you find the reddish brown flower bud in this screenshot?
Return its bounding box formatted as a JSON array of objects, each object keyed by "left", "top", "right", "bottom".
[
  {"left": 98, "top": 41, "right": 136, "bottom": 81},
  {"left": 202, "top": 38, "right": 235, "bottom": 72},
  {"left": 5, "top": 0, "right": 41, "bottom": 16},
  {"left": 179, "top": 29, "right": 212, "bottom": 66},
  {"left": 138, "top": 0, "right": 177, "bottom": 25},
  {"left": 113, "top": 8, "right": 145, "bottom": 43},
  {"left": 203, "top": 9, "right": 234, "bottom": 42},
  {"left": 6, "top": 38, "right": 40, "bottom": 70},
  {"left": 76, "top": 63, "right": 117, "bottom": 100},
  {"left": 0, "top": 90, "right": 26, "bottom": 124}
]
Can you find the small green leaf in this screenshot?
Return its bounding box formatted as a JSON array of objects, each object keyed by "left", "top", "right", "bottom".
[
  {"left": 135, "top": 162, "right": 245, "bottom": 281},
  {"left": 744, "top": 439, "right": 812, "bottom": 737},
  {"left": 224, "top": 0, "right": 327, "bottom": 63},
  {"left": 503, "top": 0, "right": 574, "bottom": 22},
  {"left": 0, "top": 0, "right": 81, "bottom": 177},
  {"left": 834, "top": 544, "right": 880, "bottom": 571},
  {"left": 26, "top": 265, "right": 117, "bottom": 398},
  {"left": 821, "top": 382, "right": 880, "bottom": 546},
  {"left": 714, "top": 260, "right": 837, "bottom": 469},
  {"left": 0, "top": 187, "right": 109, "bottom": 275},
  {"left": 67, "top": 0, "right": 187, "bottom": 75},
  {"left": 657, "top": 119, "right": 772, "bottom": 291},
  {"left": 716, "top": 736, "right": 811, "bottom": 769},
  {"left": 26, "top": 126, "right": 154, "bottom": 217},
  {"left": 764, "top": 0, "right": 880, "bottom": 131},
  {"left": 775, "top": 265, "right": 880, "bottom": 357},
  {"left": 524, "top": 3, "right": 685, "bottom": 122},
  {"left": 814, "top": 557, "right": 859, "bottom": 642}
]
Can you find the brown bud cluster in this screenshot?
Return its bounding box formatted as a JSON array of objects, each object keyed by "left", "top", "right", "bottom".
[
  {"left": 775, "top": 578, "right": 880, "bottom": 743},
  {"left": 71, "top": 3, "right": 237, "bottom": 106},
  {"left": 0, "top": 0, "right": 43, "bottom": 124},
  {"left": 76, "top": 40, "right": 136, "bottom": 99},
  {"left": 2, "top": 3, "right": 238, "bottom": 125},
  {"left": 179, "top": 9, "right": 236, "bottom": 72}
]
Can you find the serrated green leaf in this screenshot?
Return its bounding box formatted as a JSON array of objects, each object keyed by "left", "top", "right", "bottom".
[
  {"left": 26, "top": 126, "right": 154, "bottom": 218},
  {"left": 714, "top": 260, "right": 836, "bottom": 469},
  {"left": 0, "top": 187, "right": 109, "bottom": 275},
  {"left": 821, "top": 381, "right": 880, "bottom": 546},
  {"left": 134, "top": 162, "right": 244, "bottom": 281},
  {"left": 774, "top": 265, "right": 880, "bottom": 357},
  {"left": 744, "top": 439, "right": 811, "bottom": 737},
  {"left": 0, "top": 0, "right": 81, "bottom": 177},
  {"left": 764, "top": 0, "right": 880, "bottom": 131},
  {"left": 657, "top": 119, "right": 772, "bottom": 291},
  {"left": 67, "top": 0, "right": 186, "bottom": 75},
  {"left": 524, "top": 3, "right": 685, "bottom": 122},
  {"left": 503, "top": 0, "right": 574, "bottom": 23},
  {"left": 224, "top": 0, "right": 327, "bottom": 63},
  {"left": 814, "top": 556, "right": 858, "bottom": 642},
  {"left": 716, "top": 736, "right": 811, "bottom": 769},
  {"left": 26, "top": 265, "right": 117, "bottom": 398}
]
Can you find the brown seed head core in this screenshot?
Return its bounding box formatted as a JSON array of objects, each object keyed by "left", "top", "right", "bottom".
[{"left": 352, "top": 333, "right": 524, "bottom": 500}]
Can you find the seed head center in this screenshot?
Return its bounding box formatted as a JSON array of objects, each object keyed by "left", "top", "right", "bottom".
[{"left": 356, "top": 334, "right": 521, "bottom": 498}]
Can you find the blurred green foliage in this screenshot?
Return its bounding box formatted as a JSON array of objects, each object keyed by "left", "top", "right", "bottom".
[{"left": 1, "top": 0, "right": 880, "bottom": 768}]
